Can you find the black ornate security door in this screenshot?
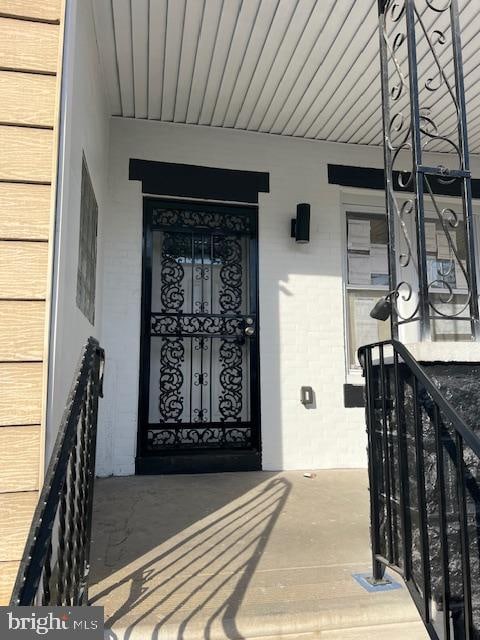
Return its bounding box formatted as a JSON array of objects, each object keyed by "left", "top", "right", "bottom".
[{"left": 138, "top": 200, "right": 261, "bottom": 473}]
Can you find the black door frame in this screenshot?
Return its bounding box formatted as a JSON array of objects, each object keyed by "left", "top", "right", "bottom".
[{"left": 136, "top": 197, "right": 262, "bottom": 474}]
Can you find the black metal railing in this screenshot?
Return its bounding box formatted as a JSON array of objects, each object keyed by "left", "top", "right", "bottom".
[
  {"left": 359, "top": 339, "right": 480, "bottom": 639},
  {"left": 10, "top": 337, "right": 105, "bottom": 606}
]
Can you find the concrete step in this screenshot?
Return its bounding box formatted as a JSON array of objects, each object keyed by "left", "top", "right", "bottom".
[
  {"left": 101, "top": 562, "right": 429, "bottom": 639},
  {"left": 105, "top": 617, "right": 430, "bottom": 639},
  {"left": 250, "top": 621, "right": 429, "bottom": 640},
  {"left": 321, "top": 621, "right": 430, "bottom": 639},
  {"left": 103, "top": 587, "right": 430, "bottom": 639}
]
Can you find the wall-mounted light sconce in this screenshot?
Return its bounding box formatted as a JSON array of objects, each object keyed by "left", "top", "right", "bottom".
[
  {"left": 291, "top": 203, "right": 310, "bottom": 243},
  {"left": 370, "top": 290, "right": 396, "bottom": 321}
]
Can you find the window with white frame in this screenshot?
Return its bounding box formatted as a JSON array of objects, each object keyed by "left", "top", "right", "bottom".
[
  {"left": 344, "top": 201, "right": 477, "bottom": 375},
  {"left": 345, "top": 210, "right": 391, "bottom": 373}
]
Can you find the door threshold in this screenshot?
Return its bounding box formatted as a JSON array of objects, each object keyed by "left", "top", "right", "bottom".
[{"left": 136, "top": 450, "right": 261, "bottom": 475}]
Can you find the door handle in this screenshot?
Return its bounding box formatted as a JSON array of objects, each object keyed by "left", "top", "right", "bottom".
[{"left": 244, "top": 317, "right": 255, "bottom": 337}]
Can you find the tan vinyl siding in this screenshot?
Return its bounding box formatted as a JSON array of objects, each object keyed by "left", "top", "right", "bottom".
[
  {"left": 0, "top": 492, "right": 39, "bottom": 560},
  {"left": 0, "top": 0, "right": 64, "bottom": 605},
  {"left": 0, "top": 562, "right": 19, "bottom": 604},
  {"left": 0, "top": 71, "right": 56, "bottom": 127},
  {"left": 0, "top": 183, "right": 51, "bottom": 240},
  {"left": 0, "top": 126, "right": 53, "bottom": 183},
  {"left": 0, "top": 301, "right": 45, "bottom": 361},
  {"left": 0, "top": 363, "right": 43, "bottom": 426},
  {"left": 0, "top": 426, "right": 40, "bottom": 492},
  {"left": 0, "top": 241, "right": 48, "bottom": 299},
  {"left": 0, "top": 17, "right": 59, "bottom": 73},
  {"left": 0, "top": 0, "right": 62, "bottom": 22}
]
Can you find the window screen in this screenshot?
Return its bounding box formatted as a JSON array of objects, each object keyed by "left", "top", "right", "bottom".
[{"left": 76, "top": 155, "right": 98, "bottom": 325}]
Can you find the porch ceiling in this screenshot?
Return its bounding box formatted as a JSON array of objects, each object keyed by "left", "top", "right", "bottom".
[{"left": 92, "top": 0, "right": 480, "bottom": 153}]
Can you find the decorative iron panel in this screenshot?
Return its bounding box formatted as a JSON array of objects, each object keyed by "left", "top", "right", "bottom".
[
  {"left": 378, "top": 0, "right": 480, "bottom": 340},
  {"left": 152, "top": 207, "right": 251, "bottom": 233},
  {"left": 139, "top": 201, "right": 260, "bottom": 459},
  {"left": 151, "top": 314, "right": 244, "bottom": 337},
  {"left": 147, "top": 426, "right": 252, "bottom": 449}
]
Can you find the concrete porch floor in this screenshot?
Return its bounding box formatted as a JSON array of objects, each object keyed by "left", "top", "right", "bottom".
[{"left": 89, "top": 470, "right": 428, "bottom": 640}]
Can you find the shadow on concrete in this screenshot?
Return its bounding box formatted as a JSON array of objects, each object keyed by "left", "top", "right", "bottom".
[
  {"left": 90, "top": 472, "right": 282, "bottom": 583},
  {"left": 90, "top": 475, "right": 291, "bottom": 639}
]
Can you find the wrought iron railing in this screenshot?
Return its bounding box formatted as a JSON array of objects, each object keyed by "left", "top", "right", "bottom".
[
  {"left": 359, "top": 339, "right": 480, "bottom": 639},
  {"left": 10, "top": 337, "right": 105, "bottom": 606}
]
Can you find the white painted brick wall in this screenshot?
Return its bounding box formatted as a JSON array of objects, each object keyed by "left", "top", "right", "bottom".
[
  {"left": 94, "top": 119, "right": 480, "bottom": 476},
  {"left": 46, "top": 0, "right": 109, "bottom": 459},
  {"left": 95, "top": 120, "right": 387, "bottom": 476}
]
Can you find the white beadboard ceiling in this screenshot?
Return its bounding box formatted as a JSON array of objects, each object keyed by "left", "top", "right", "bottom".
[{"left": 92, "top": 0, "right": 480, "bottom": 153}]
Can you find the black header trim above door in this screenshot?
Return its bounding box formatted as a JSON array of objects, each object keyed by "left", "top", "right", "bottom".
[
  {"left": 129, "top": 159, "right": 270, "bottom": 203},
  {"left": 328, "top": 164, "right": 480, "bottom": 198}
]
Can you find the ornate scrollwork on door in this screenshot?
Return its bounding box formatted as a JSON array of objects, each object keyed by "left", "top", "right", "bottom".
[
  {"left": 158, "top": 232, "right": 187, "bottom": 423},
  {"left": 158, "top": 337, "right": 185, "bottom": 422},
  {"left": 225, "top": 427, "right": 251, "bottom": 445},
  {"left": 151, "top": 313, "right": 244, "bottom": 336},
  {"left": 218, "top": 339, "right": 243, "bottom": 421},
  {"left": 147, "top": 426, "right": 251, "bottom": 449},
  {"left": 219, "top": 237, "right": 243, "bottom": 312},
  {"left": 152, "top": 208, "right": 251, "bottom": 233},
  {"left": 217, "top": 236, "right": 244, "bottom": 422},
  {"left": 161, "top": 233, "right": 185, "bottom": 313}
]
